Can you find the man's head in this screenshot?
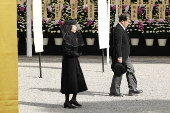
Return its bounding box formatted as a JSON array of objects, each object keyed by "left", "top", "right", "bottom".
[{"left": 119, "top": 13, "right": 131, "bottom": 28}]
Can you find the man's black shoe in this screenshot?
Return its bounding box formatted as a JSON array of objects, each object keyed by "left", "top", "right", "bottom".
[
  {"left": 129, "top": 90, "right": 143, "bottom": 96},
  {"left": 109, "top": 93, "right": 124, "bottom": 97}
]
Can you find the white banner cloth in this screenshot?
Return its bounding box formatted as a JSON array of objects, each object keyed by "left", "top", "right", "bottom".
[
  {"left": 33, "top": 0, "right": 44, "bottom": 52},
  {"left": 98, "top": 0, "right": 110, "bottom": 49}
]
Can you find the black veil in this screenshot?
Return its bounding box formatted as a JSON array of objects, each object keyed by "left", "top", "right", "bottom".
[{"left": 61, "top": 20, "right": 84, "bottom": 47}]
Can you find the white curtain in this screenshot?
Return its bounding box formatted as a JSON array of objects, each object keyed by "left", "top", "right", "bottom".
[
  {"left": 98, "top": 0, "right": 110, "bottom": 63},
  {"left": 33, "top": 0, "right": 44, "bottom": 53},
  {"left": 98, "top": 0, "right": 110, "bottom": 49}
]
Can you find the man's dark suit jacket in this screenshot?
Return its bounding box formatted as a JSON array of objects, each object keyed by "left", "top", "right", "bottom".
[{"left": 111, "top": 23, "right": 130, "bottom": 66}]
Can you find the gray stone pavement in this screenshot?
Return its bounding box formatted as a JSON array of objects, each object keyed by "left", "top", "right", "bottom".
[{"left": 19, "top": 55, "right": 170, "bottom": 113}]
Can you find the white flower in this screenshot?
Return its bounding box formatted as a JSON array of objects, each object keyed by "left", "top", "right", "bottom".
[
  {"left": 134, "top": 20, "right": 139, "bottom": 24},
  {"left": 110, "top": 4, "right": 114, "bottom": 7},
  {"left": 87, "top": 18, "right": 93, "bottom": 21},
  {"left": 157, "top": 19, "right": 166, "bottom": 23},
  {"left": 47, "top": 5, "right": 52, "bottom": 12},
  {"left": 67, "top": 6, "right": 71, "bottom": 10},
  {"left": 44, "top": 18, "right": 50, "bottom": 24},
  {"left": 147, "top": 19, "right": 154, "bottom": 23},
  {"left": 139, "top": 4, "right": 145, "bottom": 8},
  {"left": 125, "top": 6, "right": 129, "bottom": 12},
  {"left": 54, "top": 20, "right": 59, "bottom": 25},
  {"left": 57, "top": 30, "right": 60, "bottom": 33},
  {"left": 83, "top": 4, "right": 88, "bottom": 9},
  {"left": 20, "top": 4, "right": 24, "bottom": 7}
]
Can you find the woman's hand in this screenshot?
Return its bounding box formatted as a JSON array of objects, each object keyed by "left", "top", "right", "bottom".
[{"left": 76, "top": 53, "right": 82, "bottom": 57}]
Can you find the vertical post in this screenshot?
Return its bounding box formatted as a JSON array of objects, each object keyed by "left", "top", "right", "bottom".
[
  {"left": 102, "top": 49, "right": 105, "bottom": 72},
  {"left": 39, "top": 53, "right": 42, "bottom": 78},
  {"left": 27, "top": 0, "right": 32, "bottom": 57},
  {"left": 107, "top": 47, "right": 110, "bottom": 64},
  {"left": 114, "top": 0, "right": 118, "bottom": 27},
  {"left": 107, "top": 0, "right": 110, "bottom": 64}
]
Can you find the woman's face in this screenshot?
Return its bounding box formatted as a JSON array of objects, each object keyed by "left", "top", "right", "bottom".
[{"left": 71, "top": 25, "right": 77, "bottom": 33}]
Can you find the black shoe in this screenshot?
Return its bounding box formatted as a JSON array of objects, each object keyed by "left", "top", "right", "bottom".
[
  {"left": 64, "top": 103, "right": 76, "bottom": 108},
  {"left": 129, "top": 90, "right": 143, "bottom": 96},
  {"left": 109, "top": 93, "right": 124, "bottom": 97},
  {"left": 70, "top": 100, "right": 82, "bottom": 107}
]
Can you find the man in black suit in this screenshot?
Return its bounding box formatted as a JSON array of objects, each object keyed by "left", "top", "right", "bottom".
[{"left": 110, "top": 13, "right": 143, "bottom": 97}]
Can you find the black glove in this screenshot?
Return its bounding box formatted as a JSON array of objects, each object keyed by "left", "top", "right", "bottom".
[{"left": 75, "top": 53, "right": 82, "bottom": 57}]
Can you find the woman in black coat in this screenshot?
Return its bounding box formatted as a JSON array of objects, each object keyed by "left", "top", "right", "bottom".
[{"left": 60, "top": 20, "right": 88, "bottom": 108}]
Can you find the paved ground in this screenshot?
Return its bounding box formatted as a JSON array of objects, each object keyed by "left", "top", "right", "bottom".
[{"left": 18, "top": 55, "right": 170, "bottom": 113}]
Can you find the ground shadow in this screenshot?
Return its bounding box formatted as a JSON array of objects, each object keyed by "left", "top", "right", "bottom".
[
  {"left": 19, "top": 101, "right": 61, "bottom": 108},
  {"left": 18, "top": 65, "right": 61, "bottom": 69},
  {"left": 30, "top": 88, "right": 108, "bottom": 96},
  {"left": 19, "top": 100, "right": 170, "bottom": 113}
]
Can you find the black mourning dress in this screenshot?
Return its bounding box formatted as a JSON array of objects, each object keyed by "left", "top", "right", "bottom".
[{"left": 61, "top": 20, "right": 88, "bottom": 94}]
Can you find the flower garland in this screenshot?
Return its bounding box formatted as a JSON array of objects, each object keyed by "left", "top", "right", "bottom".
[{"left": 17, "top": 1, "right": 170, "bottom": 40}]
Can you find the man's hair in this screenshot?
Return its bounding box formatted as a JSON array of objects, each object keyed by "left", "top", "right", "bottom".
[{"left": 119, "top": 13, "right": 130, "bottom": 22}]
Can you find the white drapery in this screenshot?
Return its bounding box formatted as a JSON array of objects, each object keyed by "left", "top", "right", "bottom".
[
  {"left": 33, "top": 0, "right": 44, "bottom": 53},
  {"left": 98, "top": 0, "right": 110, "bottom": 63}
]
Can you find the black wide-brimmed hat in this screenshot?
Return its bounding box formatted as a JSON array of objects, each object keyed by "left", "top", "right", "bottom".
[
  {"left": 113, "top": 63, "right": 126, "bottom": 75},
  {"left": 61, "top": 20, "right": 84, "bottom": 47},
  {"left": 64, "top": 20, "right": 76, "bottom": 25}
]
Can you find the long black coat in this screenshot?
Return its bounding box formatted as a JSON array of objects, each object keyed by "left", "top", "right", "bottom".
[
  {"left": 111, "top": 23, "right": 130, "bottom": 66},
  {"left": 61, "top": 39, "right": 88, "bottom": 94}
]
